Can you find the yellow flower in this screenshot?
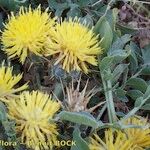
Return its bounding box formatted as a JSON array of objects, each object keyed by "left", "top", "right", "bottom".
[
  {"left": 47, "top": 18, "right": 102, "bottom": 73},
  {"left": 1, "top": 6, "right": 56, "bottom": 63},
  {"left": 7, "top": 91, "right": 61, "bottom": 150},
  {"left": 124, "top": 116, "right": 150, "bottom": 149},
  {"left": 0, "top": 62, "right": 28, "bottom": 99},
  {"left": 89, "top": 129, "right": 134, "bottom": 150}
]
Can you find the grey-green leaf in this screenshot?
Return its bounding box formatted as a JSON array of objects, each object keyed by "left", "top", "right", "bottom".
[
  {"left": 126, "top": 78, "right": 148, "bottom": 93},
  {"left": 99, "top": 56, "right": 114, "bottom": 72},
  {"left": 141, "top": 104, "right": 150, "bottom": 110},
  {"left": 141, "top": 44, "right": 150, "bottom": 65},
  {"left": 134, "top": 97, "right": 143, "bottom": 107},
  {"left": 143, "top": 85, "right": 150, "bottom": 100},
  {"left": 112, "top": 64, "right": 128, "bottom": 84},
  {"left": 94, "top": 16, "right": 113, "bottom": 51},
  {"left": 127, "top": 90, "right": 144, "bottom": 101},
  {"left": 57, "top": 111, "right": 100, "bottom": 128},
  {"left": 71, "top": 128, "right": 89, "bottom": 150},
  {"left": 109, "top": 34, "right": 131, "bottom": 53}
]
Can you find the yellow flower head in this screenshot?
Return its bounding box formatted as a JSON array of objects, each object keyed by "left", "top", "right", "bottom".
[
  {"left": 7, "top": 91, "right": 61, "bottom": 150},
  {"left": 89, "top": 129, "right": 134, "bottom": 150},
  {"left": 1, "top": 6, "right": 56, "bottom": 63},
  {"left": 124, "top": 116, "right": 150, "bottom": 149},
  {"left": 47, "top": 18, "right": 102, "bottom": 73},
  {"left": 0, "top": 62, "right": 28, "bottom": 99}
]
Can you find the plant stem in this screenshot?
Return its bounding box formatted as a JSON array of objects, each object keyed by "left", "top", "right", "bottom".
[
  {"left": 104, "top": 0, "right": 115, "bottom": 16},
  {"left": 121, "top": 94, "right": 150, "bottom": 122},
  {"left": 107, "top": 77, "right": 117, "bottom": 122},
  {"left": 101, "top": 69, "right": 117, "bottom": 123},
  {"left": 97, "top": 103, "right": 107, "bottom": 120},
  {"left": 91, "top": 0, "right": 103, "bottom": 7}
]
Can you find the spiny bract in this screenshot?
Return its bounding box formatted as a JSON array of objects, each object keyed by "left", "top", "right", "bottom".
[{"left": 64, "top": 78, "right": 104, "bottom": 112}]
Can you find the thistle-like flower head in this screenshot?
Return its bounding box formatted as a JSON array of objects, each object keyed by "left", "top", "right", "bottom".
[
  {"left": 124, "top": 116, "right": 150, "bottom": 149},
  {"left": 7, "top": 91, "right": 61, "bottom": 150},
  {"left": 64, "top": 77, "right": 104, "bottom": 112},
  {"left": 47, "top": 18, "right": 102, "bottom": 73},
  {"left": 1, "top": 6, "right": 56, "bottom": 63},
  {"left": 0, "top": 62, "right": 28, "bottom": 99},
  {"left": 89, "top": 129, "right": 134, "bottom": 150}
]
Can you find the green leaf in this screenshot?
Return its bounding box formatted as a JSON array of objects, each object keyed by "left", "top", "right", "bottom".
[
  {"left": 0, "top": 0, "right": 27, "bottom": 11},
  {"left": 81, "top": 14, "right": 93, "bottom": 28},
  {"left": 48, "top": 0, "right": 57, "bottom": 10},
  {"left": 0, "top": 102, "right": 7, "bottom": 121},
  {"left": 0, "top": 102, "right": 17, "bottom": 146},
  {"left": 53, "top": 83, "right": 64, "bottom": 100},
  {"left": 76, "top": 0, "right": 91, "bottom": 7},
  {"left": 112, "top": 64, "right": 128, "bottom": 84},
  {"left": 55, "top": 3, "right": 68, "bottom": 17},
  {"left": 0, "top": 13, "right": 4, "bottom": 30},
  {"left": 71, "top": 128, "right": 89, "bottom": 150},
  {"left": 141, "top": 104, "right": 150, "bottom": 110},
  {"left": 127, "top": 90, "right": 144, "bottom": 101},
  {"left": 129, "top": 42, "right": 138, "bottom": 73},
  {"left": 109, "top": 34, "right": 131, "bottom": 53},
  {"left": 48, "top": 0, "right": 69, "bottom": 17},
  {"left": 110, "top": 49, "right": 129, "bottom": 64},
  {"left": 57, "top": 111, "right": 100, "bottom": 128},
  {"left": 48, "top": 0, "right": 64, "bottom": 10},
  {"left": 99, "top": 8, "right": 118, "bottom": 30},
  {"left": 99, "top": 56, "right": 114, "bottom": 72},
  {"left": 134, "top": 97, "right": 143, "bottom": 107},
  {"left": 103, "top": 72, "right": 113, "bottom": 81},
  {"left": 112, "top": 8, "right": 119, "bottom": 30},
  {"left": 122, "top": 86, "right": 150, "bottom": 120},
  {"left": 67, "top": 5, "right": 81, "bottom": 18},
  {"left": 94, "top": 16, "right": 113, "bottom": 51},
  {"left": 141, "top": 44, "right": 150, "bottom": 65},
  {"left": 115, "top": 88, "right": 128, "bottom": 102},
  {"left": 116, "top": 23, "right": 137, "bottom": 35},
  {"left": 0, "top": 146, "right": 3, "bottom": 150},
  {"left": 141, "top": 65, "right": 150, "bottom": 75},
  {"left": 126, "top": 78, "right": 148, "bottom": 93},
  {"left": 99, "top": 51, "right": 129, "bottom": 73},
  {"left": 143, "top": 85, "right": 150, "bottom": 100}
]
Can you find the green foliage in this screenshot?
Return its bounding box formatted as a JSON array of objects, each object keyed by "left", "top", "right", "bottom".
[
  {"left": 0, "top": 102, "right": 19, "bottom": 150},
  {"left": 57, "top": 111, "right": 101, "bottom": 128},
  {"left": 0, "top": 0, "right": 150, "bottom": 150},
  {"left": 126, "top": 78, "right": 148, "bottom": 93},
  {"left": 0, "top": 0, "right": 27, "bottom": 11},
  {"left": 71, "top": 128, "right": 89, "bottom": 150},
  {"left": 121, "top": 85, "right": 150, "bottom": 121},
  {"left": 141, "top": 44, "right": 150, "bottom": 65},
  {"left": 94, "top": 16, "right": 113, "bottom": 51}
]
